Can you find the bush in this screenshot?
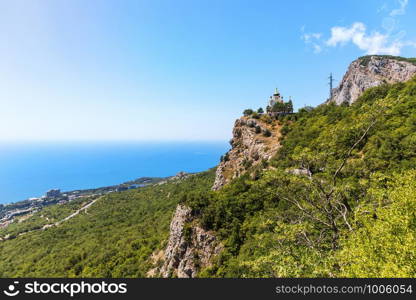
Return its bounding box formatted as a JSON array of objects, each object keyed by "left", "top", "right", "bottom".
[
  {"left": 183, "top": 223, "right": 193, "bottom": 243},
  {"left": 242, "top": 159, "right": 252, "bottom": 169},
  {"left": 337, "top": 171, "right": 416, "bottom": 277},
  {"left": 263, "top": 129, "right": 272, "bottom": 137},
  {"left": 247, "top": 120, "right": 256, "bottom": 128},
  {"left": 255, "top": 125, "right": 262, "bottom": 134},
  {"left": 280, "top": 125, "right": 290, "bottom": 136},
  {"left": 243, "top": 109, "right": 254, "bottom": 116},
  {"left": 298, "top": 106, "right": 314, "bottom": 114},
  {"left": 257, "top": 107, "right": 264, "bottom": 114},
  {"left": 223, "top": 152, "right": 230, "bottom": 162},
  {"left": 260, "top": 114, "right": 272, "bottom": 124}
]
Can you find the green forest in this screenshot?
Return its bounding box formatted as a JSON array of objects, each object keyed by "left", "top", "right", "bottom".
[
  {"left": 185, "top": 77, "right": 416, "bottom": 277},
  {"left": 1, "top": 76, "right": 415, "bottom": 278},
  {"left": 0, "top": 171, "right": 215, "bottom": 277}
]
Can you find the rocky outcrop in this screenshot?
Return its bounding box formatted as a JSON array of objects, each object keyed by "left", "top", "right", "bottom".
[
  {"left": 154, "top": 116, "right": 281, "bottom": 276},
  {"left": 154, "top": 117, "right": 281, "bottom": 276},
  {"left": 212, "top": 116, "right": 281, "bottom": 190},
  {"left": 158, "top": 205, "right": 222, "bottom": 278},
  {"left": 328, "top": 56, "right": 416, "bottom": 105}
]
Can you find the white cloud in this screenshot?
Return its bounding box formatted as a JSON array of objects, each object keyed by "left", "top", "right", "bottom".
[
  {"left": 313, "top": 44, "right": 322, "bottom": 54},
  {"left": 326, "top": 23, "right": 365, "bottom": 46},
  {"left": 382, "top": 17, "right": 397, "bottom": 32},
  {"left": 325, "top": 22, "right": 403, "bottom": 55},
  {"left": 301, "top": 27, "right": 323, "bottom": 54},
  {"left": 301, "top": 33, "right": 319, "bottom": 42},
  {"left": 301, "top": 1, "right": 414, "bottom": 55},
  {"left": 377, "top": 3, "right": 388, "bottom": 14},
  {"left": 390, "top": 0, "right": 408, "bottom": 16}
]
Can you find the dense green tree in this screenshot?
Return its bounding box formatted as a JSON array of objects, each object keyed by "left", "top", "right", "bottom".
[
  {"left": 271, "top": 102, "right": 285, "bottom": 112},
  {"left": 0, "top": 170, "right": 216, "bottom": 277},
  {"left": 243, "top": 109, "right": 253, "bottom": 116},
  {"left": 337, "top": 171, "right": 416, "bottom": 277},
  {"left": 286, "top": 100, "right": 293, "bottom": 113},
  {"left": 2, "top": 76, "right": 416, "bottom": 278}
]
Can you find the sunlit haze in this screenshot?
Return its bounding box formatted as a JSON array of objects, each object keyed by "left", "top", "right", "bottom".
[{"left": 1, "top": 0, "right": 415, "bottom": 141}]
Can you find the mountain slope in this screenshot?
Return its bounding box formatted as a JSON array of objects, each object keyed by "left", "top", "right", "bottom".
[
  {"left": 328, "top": 55, "right": 416, "bottom": 105},
  {"left": 1, "top": 57, "right": 416, "bottom": 278},
  {"left": 212, "top": 115, "right": 282, "bottom": 190},
  {"left": 179, "top": 77, "right": 416, "bottom": 277},
  {"left": 0, "top": 171, "right": 215, "bottom": 277}
]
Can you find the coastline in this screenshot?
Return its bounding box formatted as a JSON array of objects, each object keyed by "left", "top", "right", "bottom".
[{"left": 0, "top": 141, "right": 229, "bottom": 204}]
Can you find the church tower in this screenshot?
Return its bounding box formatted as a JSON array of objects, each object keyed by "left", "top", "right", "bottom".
[{"left": 269, "top": 88, "right": 283, "bottom": 107}]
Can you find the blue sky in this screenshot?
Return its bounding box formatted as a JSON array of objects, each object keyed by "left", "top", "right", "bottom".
[{"left": 0, "top": 0, "right": 415, "bottom": 141}]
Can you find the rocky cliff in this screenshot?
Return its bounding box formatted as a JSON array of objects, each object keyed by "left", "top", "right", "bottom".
[
  {"left": 212, "top": 116, "right": 281, "bottom": 190},
  {"left": 153, "top": 115, "right": 282, "bottom": 277},
  {"left": 152, "top": 55, "right": 416, "bottom": 278},
  {"left": 154, "top": 205, "right": 222, "bottom": 278},
  {"left": 329, "top": 55, "right": 416, "bottom": 105}
]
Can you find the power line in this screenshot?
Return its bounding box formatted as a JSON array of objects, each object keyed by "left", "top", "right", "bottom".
[{"left": 328, "top": 73, "right": 334, "bottom": 99}]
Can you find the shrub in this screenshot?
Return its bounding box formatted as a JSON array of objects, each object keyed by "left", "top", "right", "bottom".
[
  {"left": 243, "top": 109, "right": 254, "bottom": 116},
  {"left": 260, "top": 114, "right": 272, "bottom": 124},
  {"left": 337, "top": 171, "right": 416, "bottom": 277},
  {"left": 263, "top": 129, "right": 272, "bottom": 137},
  {"left": 183, "top": 223, "right": 193, "bottom": 243},
  {"left": 247, "top": 120, "right": 256, "bottom": 128},
  {"left": 298, "top": 106, "right": 314, "bottom": 114},
  {"left": 280, "top": 125, "right": 290, "bottom": 136},
  {"left": 242, "top": 159, "right": 252, "bottom": 169},
  {"left": 223, "top": 152, "right": 230, "bottom": 162}
]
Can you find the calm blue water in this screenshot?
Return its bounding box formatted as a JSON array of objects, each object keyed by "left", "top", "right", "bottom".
[{"left": 0, "top": 142, "right": 228, "bottom": 204}]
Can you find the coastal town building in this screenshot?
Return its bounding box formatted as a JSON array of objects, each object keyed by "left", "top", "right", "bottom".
[{"left": 46, "top": 189, "right": 61, "bottom": 198}]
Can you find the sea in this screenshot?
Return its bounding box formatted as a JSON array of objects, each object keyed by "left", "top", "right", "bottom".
[{"left": 0, "top": 141, "right": 229, "bottom": 205}]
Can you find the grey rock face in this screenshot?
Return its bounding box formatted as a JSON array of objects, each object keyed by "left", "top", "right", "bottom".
[
  {"left": 212, "top": 117, "right": 281, "bottom": 190},
  {"left": 159, "top": 205, "right": 222, "bottom": 278},
  {"left": 287, "top": 168, "right": 312, "bottom": 177},
  {"left": 329, "top": 56, "right": 416, "bottom": 105}
]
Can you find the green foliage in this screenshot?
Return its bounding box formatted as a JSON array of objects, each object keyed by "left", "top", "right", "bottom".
[
  {"left": 337, "top": 171, "right": 416, "bottom": 277},
  {"left": 257, "top": 107, "right": 264, "bottom": 114},
  {"left": 0, "top": 170, "right": 215, "bottom": 277},
  {"left": 2, "top": 76, "right": 416, "bottom": 278},
  {"left": 183, "top": 223, "right": 193, "bottom": 243},
  {"left": 297, "top": 106, "right": 314, "bottom": 114},
  {"left": 260, "top": 113, "right": 272, "bottom": 124},
  {"left": 271, "top": 101, "right": 294, "bottom": 113},
  {"left": 286, "top": 100, "right": 293, "bottom": 113},
  {"left": 0, "top": 197, "right": 94, "bottom": 239},
  {"left": 280, "top": 124, "right": 290, "bottom": 136},
  {"left": 271, "top": 102, "right": 285, "bottom": 112},
  {"left": 251, "top": 112, "right": 260, "bottom": 119},
  {"left": 243, "top": 109, "right": 253, "bottom": 116},
  {"left": 195, "top": 77, "right": 416, "bottom": 277},
  {"left": 358, "top": 55, "right": 416, "bottom": 67},
  {"left": 262, "top": 128, "right": 271, "bottom": 137}
]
